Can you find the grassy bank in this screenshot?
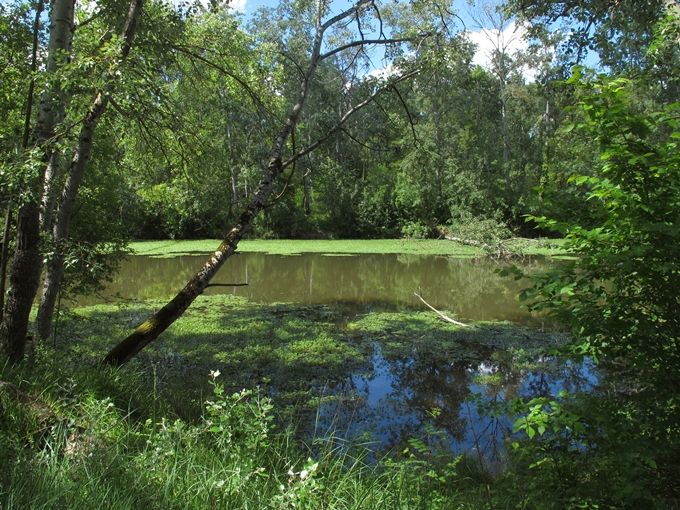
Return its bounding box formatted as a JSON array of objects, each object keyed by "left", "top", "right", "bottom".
[
  {"left": 130, "top": 238, "right": 568, "bottom": 258},
  {"left": 1, "top": 360, "right": 488, "bottom": 510},
  {"left": 1, "top": 296, "right": 568, "bottom": 509}
]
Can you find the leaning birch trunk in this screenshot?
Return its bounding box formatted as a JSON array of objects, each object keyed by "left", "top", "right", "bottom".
[
  {"left": 103, "top": 74, "right": 315, "bottom": 366},
  {"left": 0, "top": 0, "right": 74, "bottom": 362},
  {"left": 104, "top": 0, "right": 376, "bottom": 365},
  {"left": 35, "top": 0, "right": 144, "bottom": 341}
]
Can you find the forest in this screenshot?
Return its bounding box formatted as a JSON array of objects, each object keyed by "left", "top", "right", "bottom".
[{"left": 0, "top": 0, "right": 679, "bottom": 507}]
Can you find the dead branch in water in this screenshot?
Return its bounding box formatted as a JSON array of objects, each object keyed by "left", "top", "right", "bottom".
[{"left": 414, "top": 292, "right": 470, "bottom": 328}]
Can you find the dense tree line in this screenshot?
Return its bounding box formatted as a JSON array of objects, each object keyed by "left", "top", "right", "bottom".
[
  {"left": 0, "top": 0, "right": 675, "bottom": 353},
  {"left": 1, "top": 0, "right": 679, "bottom": 506},
  {"left": 0, "top": 1, "right": 580, "bottom": 247},
  {"left": 114, "top": 4, "right": 555, "bottom": 240}
]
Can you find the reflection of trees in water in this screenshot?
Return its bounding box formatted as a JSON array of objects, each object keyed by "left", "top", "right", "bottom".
[
  {"left": 75, "top": 253, "right": 548, "bottom": 323},
  {"left": 394, "top": 353, "right": 477, "bottom": 441},
  {"left": 315, "top": 341, "right": 596, "bottom": 462}
]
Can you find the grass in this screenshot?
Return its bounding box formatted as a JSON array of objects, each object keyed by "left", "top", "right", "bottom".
[
  {"left": 0, "top": 359, "right": 492, "bottom": 509},
  {"left": 130, "top": 238, "right": 569, "bottom": 258},
  {"left": 0, "top": 296, "right": 572, "bottom": 509}
]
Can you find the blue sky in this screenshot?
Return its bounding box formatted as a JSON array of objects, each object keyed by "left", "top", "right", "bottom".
[
  {"left": 232, "top": 0, "right": 539, "bottom": 78},
  {"left": 0, "top": 0, "right": 554, "bottom": 78},
  {"left": 239, "top": 0, "right": 501, "bottom": 31}
]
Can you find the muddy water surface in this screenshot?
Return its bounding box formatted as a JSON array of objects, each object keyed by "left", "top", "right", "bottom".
[{"left": 78, "top": 252, "right": 548, "bottom": 324}]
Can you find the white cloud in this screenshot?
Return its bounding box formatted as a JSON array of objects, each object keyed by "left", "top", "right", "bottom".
[
  {"left": 364, "top": 62, "right": 398, "bottom": 82},
  {"left": 227, "top": 0, "right": 247, "bottom": 13},
  {"left": 162, "top": 0, "right": 247, "bottom": 14},
  {"left": 465, "top": 21, "right": 539, "bottom": 82}
]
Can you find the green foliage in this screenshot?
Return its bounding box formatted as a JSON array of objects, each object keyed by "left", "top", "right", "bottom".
[
  {"left": 446, "top": 211, "right": 512, "bottom": 246},
  {"left": 516, "top": 73, "right": 680, "bottom": 507},
  {"left": 507, "top": 0, "right": 669, "bottom": 74},
  {"left": 136, "top": 183, "right": 198, "bottom": 239},
  {"left": 59, "top": 121, "right": 133, "bottom": 296},
  {"left": 0, "top": 360, "right": 489, "bottom": 509},
  {"left": 0, "top": 2, "right": 33, "bottom": 160},
  {"left": 5, "top": 0, "right": 680, "bottom": 506},
  {"left": 512, "top": 392, "right": 584, "bottom": 440},
  {"left": 400, "top": 220, "right": 431, "bottom": 239}
]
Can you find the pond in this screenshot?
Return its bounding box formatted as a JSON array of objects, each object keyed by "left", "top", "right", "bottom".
[
  {"left": 75, "top": 251, "right": 590, "bottom": 465},
  {"left": 78, "top": 252, "right": 549, "bottom": 324}
]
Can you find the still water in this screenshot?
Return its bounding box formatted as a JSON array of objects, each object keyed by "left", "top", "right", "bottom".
[
  {"left": 313, "top": 343, "right": 596, "bottom": 467},
  {"left": 78, "top": 252, "right": 547, "bottom": 323},
  {"left": 81, "top": 252, "right": 589, "bottom": 462}
]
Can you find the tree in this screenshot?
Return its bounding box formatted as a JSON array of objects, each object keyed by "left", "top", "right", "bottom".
[
  {"left": 120, "top": 7, "right": 280, "bottom": 239},
  {"left": 34, "top": 0, "right": 144, "bottom": 341},
  {"left": 0, "top": 0, "right": 44, "bottom": 320},
  {"left": 518, "top": 71, "right": 680, "bottom": 506},
  {"left": 103, "top": 0, "right": 441, "bottom": 365},
  {"left": 507, "top": 0, "right": 671, "bottom": 73},
  {"left": 0, "top": 0, "right": 75, "bottom": 361},
  {"left": 0, "top": 0, "right": 145, "bottom": 360}
]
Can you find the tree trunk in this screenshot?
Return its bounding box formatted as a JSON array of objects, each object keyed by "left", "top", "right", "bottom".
[
  {"left": 303, "top": 170, "right": 312, "bottom": 215},
  {"left": 36, "top": 0, "right": 144, "bottom": 341},
  {"left": 104, "top": 0, "right": 336, "bottom": 365},
  {"left": 36, "top": 93, "right": 110, "bottom": 340},
  {"left": 103, "top": 158, "right": 285, "bottom": 365},
  {"left": 33, "top": 0, "right": 74, "bottom": 143},
  {"left": 226, "top": 121, "right": 236, "bottom": 217},
  {"left": 40, "top": 150, "right": 63, "bottom": 233},
  {"left": 0, "top": 0, "right": 45, "bottom": 324},
  {"left": 0, "top": 0, "right": 74, "bottom": 362},
  {"left": 103, "top": 0, "right": 420, "bottom": 365},
  {"left": 0, "top": 206, "right": 12, "bottom": 322}
]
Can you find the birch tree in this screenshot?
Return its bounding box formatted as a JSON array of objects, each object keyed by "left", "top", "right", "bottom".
[
  {"left": 104, "top": 0, "right": 440, "bottom": 365},
  {"left": 34, "top": 0, "right": 144, "bottom": 341},
  {"left": 0, "top": 0, "right": 74, "bottom": 361}
]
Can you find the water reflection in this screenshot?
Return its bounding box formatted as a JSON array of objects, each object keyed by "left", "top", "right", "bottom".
[
  {"left": 73, "top": 251, "right": 586, "bottom": 460},
  {"left": 76, "top": 253, "right": 549, "bottom": 323},
  {"left": 312, "top": 343, "right": 597, "bottom": 466}
]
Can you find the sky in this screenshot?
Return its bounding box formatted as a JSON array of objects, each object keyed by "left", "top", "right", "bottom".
[
  {"left": 0, "top": 0, "right": 540, "bottom": 78},
  {"left": 232, "top": 0, "right": 538, "bottom": 78}
]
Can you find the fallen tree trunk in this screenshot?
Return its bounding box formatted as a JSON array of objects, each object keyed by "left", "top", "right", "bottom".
[{"left": 442, "top": 235, "right": 492, "bottom": 250}]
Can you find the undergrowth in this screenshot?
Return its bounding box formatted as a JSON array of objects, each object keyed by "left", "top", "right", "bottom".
[{"left": 0, "top": 357, "right": 497, "bottom": 510}]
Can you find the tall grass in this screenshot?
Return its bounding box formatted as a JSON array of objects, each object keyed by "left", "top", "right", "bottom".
[{"left": 0, "top": 356, "right": 491, "bottom": 509}]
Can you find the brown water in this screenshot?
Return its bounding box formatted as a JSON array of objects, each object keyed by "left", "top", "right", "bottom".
[{"left": 77, "top": 252, "right": 547, "bottom": 323}]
